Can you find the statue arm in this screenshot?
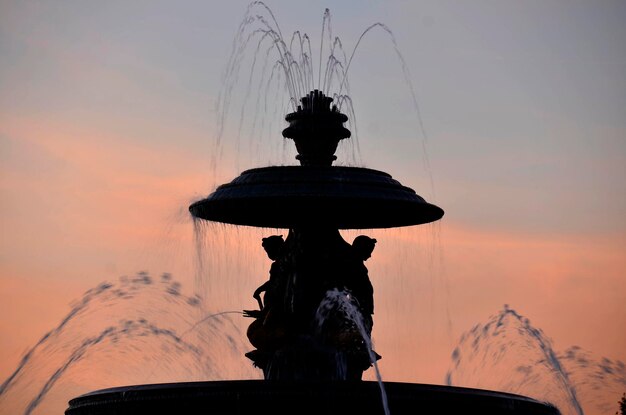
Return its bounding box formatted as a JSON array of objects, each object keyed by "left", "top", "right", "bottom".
[{"left": 253, "top": 280, "right": 271, "bottom": 309}]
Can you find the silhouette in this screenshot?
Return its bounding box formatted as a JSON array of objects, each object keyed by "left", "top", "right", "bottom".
[
  {"left": 65, "top": 4, "right": 561, "bottom": 412},
  {"left": 202, "top": 90, "right": 441, "bottom": 380},
  {"left": 70, "top": 76, "right": 555, "bottom": 415},
  {"left": 242, "top": 228, "right": 381, "bottom": 380},
  {"left": 251, "top": 235, "right": 286, "bottom": 312},
  {"left": 348, "top": 235, "right": 376, "bottom": 318}
]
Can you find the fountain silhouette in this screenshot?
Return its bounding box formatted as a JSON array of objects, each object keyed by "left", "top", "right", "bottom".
[
  {"left": 65, "top": 97, "right": 557, "bottom": 415},
  {"left": 190, "top": 88, "right": 443, "bottom": 382},
  {"left": 64, "top": 4, "right": 562, "bottom": 414}
]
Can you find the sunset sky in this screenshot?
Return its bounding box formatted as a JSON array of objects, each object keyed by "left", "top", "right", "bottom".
[{"left": 1, "top": 1, "right": 625, "bottom": 413}]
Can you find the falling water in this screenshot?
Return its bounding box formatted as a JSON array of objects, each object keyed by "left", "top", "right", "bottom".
[
  {"left": 3, "top": 4, "right": 452, "bottom": 414},
  {"left": 191, "top": 218, "right": 447, "bottom": 386},
  {"left": 201, "top": 0, "right": 448, "bottom": 383},
  {"left": 192, "top": 218, "right": 285, "bottom": 316},
  {"left": 316, "top": 289, "right": 390, "bottom": 415},
  {"left": 212, "top": 1, "right": 359, "bottom": 180},
  {"left": 0, "top": 272, "right": 255, "bottom": 415},
  {"left": 211, "top": 2, "right": 437, "bottom": 192},
  {"left": 446, "top": 305, "right": 626, "bottom": 415}
]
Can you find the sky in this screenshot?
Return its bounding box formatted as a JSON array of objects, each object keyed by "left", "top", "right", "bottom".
[{"left": 1, "top": 0, "right": 625, "bottom": 413}]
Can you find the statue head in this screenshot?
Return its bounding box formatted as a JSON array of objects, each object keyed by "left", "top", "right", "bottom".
[
  {"left": 262, "top": 235, "right": 285, "bottom": 260},
  {"left": 352, "top": 235, "right": 377, "bottom": 261}
]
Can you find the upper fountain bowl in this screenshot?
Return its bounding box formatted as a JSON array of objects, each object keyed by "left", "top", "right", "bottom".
[
  {"left": 189, "top": 165, "right": 443, "bottom": 229},
  {"left": 190, "top": 90, "right": 443, "bottom": 229}
]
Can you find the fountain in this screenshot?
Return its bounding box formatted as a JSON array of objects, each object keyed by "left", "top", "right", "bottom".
[
  {"left": 64, "top": 89, "right": 560, "bottom": 414},
  {"left": 64, "top": 5, "right": 562, "bottom": 415},
  {"left": 191, "top": 89, "right": 443, "bottom": 382}
]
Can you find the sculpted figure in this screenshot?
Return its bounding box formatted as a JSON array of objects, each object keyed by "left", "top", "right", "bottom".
[
  {"left": 316, "top": 235, "right": 379, "bottom": 379},
  {"left": 349, "top": 235, "right": 376, "bottom": 318},
  {"left": 251, "top": 235, "right": 285, "bottom": 312},
  {"left": 244, "top": 235, "right": 288, "bottom": 354}
]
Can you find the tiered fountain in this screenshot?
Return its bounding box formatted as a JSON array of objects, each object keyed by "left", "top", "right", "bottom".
[{"left": 65, "top": 90, "right": 560, "bottom": 414}]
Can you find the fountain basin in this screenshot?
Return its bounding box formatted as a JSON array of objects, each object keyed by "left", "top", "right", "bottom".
[
  {"left": 66, "top": 380, "right": 559, "bottom": 415},
  {"left": 189, "top": 166, "right": 443, "bottom": 229}
]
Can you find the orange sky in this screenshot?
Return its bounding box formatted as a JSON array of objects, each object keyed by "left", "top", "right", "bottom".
[
  {"left": 1, "top": 2, "right": 625, "bottom": 414},
  {"left": 2, "top": 114, "right": 623, "bottom": 380}
]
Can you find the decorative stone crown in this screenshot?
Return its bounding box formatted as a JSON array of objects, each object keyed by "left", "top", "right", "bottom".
[{"left": 282, "top": 90, "right": 351, "bottom": 166}]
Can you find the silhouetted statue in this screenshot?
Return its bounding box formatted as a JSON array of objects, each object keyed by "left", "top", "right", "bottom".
[
  {"left": 326, "top": 235, "right": 376, "bottom": 329},
  {"left": 245, "top": 230, "right": 380, "bottom": 380},
  {"left": 313, "top": 235, "right": 379, "bottom": 379},
  {"left": 349, "top": 235, "right": 376, "bottom": 318},
  {"left": 252, "top": 235, "right": 286, "bottom": 312},
  {"left": 244, "top": 235, "right": 291, "bottom": 367}
]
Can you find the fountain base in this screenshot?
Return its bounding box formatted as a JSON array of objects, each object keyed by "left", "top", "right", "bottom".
[{"left": 66, "top": 380, "right": 559, "bottom": 415}]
